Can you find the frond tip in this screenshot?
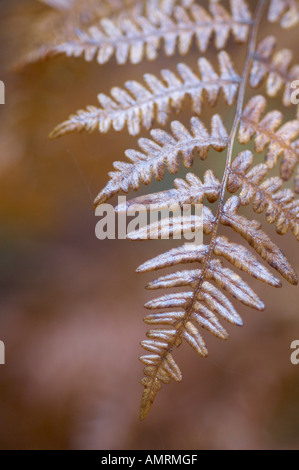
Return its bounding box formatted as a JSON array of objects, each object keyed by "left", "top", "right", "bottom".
[
  {"left": 128, "top": 176, "right": 297, "bottom": 418},
  {"left": 268, "top": 0, "right": 299, "bottom": 28},
  {"left": 220, "top": 196, "right": 298, "bottom": 285},
  {"left": 50, "top": 51, "right": 240, "bottom": 138},
  {"left": 239, "top": 95, "right": 299, "bottom": 181},
  {"left": 116, "top": 170, "right": 221, "bottom": 213},
  {"left": 94, "top": 114, "right": 228, "bottom": 206},
  {"left": 42, "top": 0, "right": 252, "bottom": 66},
  {"left": 33, "top": 0, "right": 299, "bottom": 425},
  {"left": 228, "top": 150, "right": 299, "bottom": 239},
  {"left": 250, "top": 36, "right": 299, "bottom": 110}
]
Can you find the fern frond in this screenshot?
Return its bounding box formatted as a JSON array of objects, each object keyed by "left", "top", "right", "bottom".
[
  {"left": 124, "top": 178, "right": 298, "bottom": 284},
  {"left": 116, "top": 170, "right": 221, "bottom": 212},
  {"left": 135, "top": 160, "right": 298, "bottom": 420},
  {"left": 50, "top": 51, "right": 240, "bottom": 138},
  {"left": 36, "top": 0, "right": 299, "bottom": 423},
  {"left": 135, "top": 235, "right": 281, "bottom": 287},
  {"left": 147, "top": 264, "right": 264, "bottom": 310},
  {"left": 22, "top": 0, "right": 144, "bottom": 66},
  {"left": 239, "top": 95, "right": 299, "bottom": 181},
  {"left": 220, "top": 196, "right": 298, "bottom": 284},
  {"left": 227, "top": 150, "right": 299, "bottom": 239},
  {"left": 130, "top": 191, "right": 297, "bottom": 418},
  {"left": 118, "top": 150, "right": 298, "bottom": 418},
  {"left": 268, "top": 0, "right": 299, "bottom": 28},
  {"left": 94, "top": 115, "right": 228, "bottom": 206},
  {"left": 250, "top": 36, "right": 299, "bottom": 113},
  {"left": 117, "top": 149, "right": 299, "bottom": 239},
  {"left": 42, "top": 0, "right": 252, "bottom": 65}
]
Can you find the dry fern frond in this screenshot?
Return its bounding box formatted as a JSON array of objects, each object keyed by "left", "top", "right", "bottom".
[
  {"left": 94, "top": 115, "right": 228, "bottom": 205},
  {"left": 26, "top": 1, "right": 199, "bottom": 65},
  {"left": 119, "top": 148, "right": 299, "bottom": 239},
  {"left": 39, "top": 0, "right": 252, "bottom": 65},
  {"left": 22, "top": 0, "right": 145, "bottom": 66},
  {"left": 50, "top": 51, "right": 239, "bottom": 138},
  {"left": 250, "top": 36, "right": 299, "bottom": 115},
  {"left": 32, "top": 0, "right": 299, "bottom": 422},
  {"left": 220, "top": 196, "right": 297, "bottom": 284},
  {"left": 134, "top": 234, "right": 281, "bottom": 288},
  {"left": 239, "top": 95, "right": 299, "bottom": 181},
  {"left": 268, "top": 0, "right": 299, "bottom": 28},
  {"left": 122, "top": 188, "right": 297, "bottom": 418},
  {"left": 227, "top": 150, "right": 299, "bottom": 239},
  {"left": 116, "top": 170, "right": 221, "bottom": 211}
]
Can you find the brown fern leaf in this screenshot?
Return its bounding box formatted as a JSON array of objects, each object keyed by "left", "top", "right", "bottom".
[
  {"left": 124, "top": 182, "right": 297, "bottom": 285},
  {"left": 21, "top": 0, "right": 144, "bottom": 66},
  {"left": 50, "top": 51, "right": 239, "bottom": 138},
  {"left": 40, "top": 0, "right": 252, "bottom": 65},
  {"left": 94, "top": 115, "right": 228, "bottom": 206},
  {"left": 220, "top": 196, "right": 298, "bottom": 284},
  {"left": 268, "top": 0, "right": 299, "bottom": 28},
  {"left": 95, "top": 98, "right": 299, "bottom": 419},
  {"left": 250, "top": 36, "right": 299, "bottom": 114},
  {"left": 134, "top": 235, "right": 281, "bottom": 288},
  {"left": 119, "top": 149, "right": 299, "bottom": 239},
  {"left": 227, "top": 150, "right": 299, "bottom": 239},
  {"left": 116, "top": 170, "right": 221, "bottom": 212},
  {"left": 128, "top": 197, "right": 296, "bottom": 418},
  {"left": 125, "top": 191, "right": 296, "bottom": 418},
  {"left": 36, "top": 0, "right": 299, "bottom": 423},
  {"left": 28, "top": 2, "right": 199, "bottom": 67},
  {"left": 116, "top": 139, "right": 298, "bottom": 418},
  {"left": 238, "top": 95, "right": 299, "bottom": 181}
]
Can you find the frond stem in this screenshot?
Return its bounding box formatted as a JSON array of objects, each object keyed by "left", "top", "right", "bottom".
[
  {"left": 185, "top": 0, "right": 267, "bottom": 321},
  {"left": 140, "top": 0, "right": 267, "bottom": 420}
]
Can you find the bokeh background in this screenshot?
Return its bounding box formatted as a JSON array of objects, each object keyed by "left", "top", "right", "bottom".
[{"left": 0, "top": 0, "right": 298, "bottom": 449}]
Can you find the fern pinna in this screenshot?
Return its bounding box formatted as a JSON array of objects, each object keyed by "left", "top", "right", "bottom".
[{"left": 31, "top": 0, "right": 299, "bottom": 420}]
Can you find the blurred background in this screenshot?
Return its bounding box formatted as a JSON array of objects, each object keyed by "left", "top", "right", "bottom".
[{"left": 0, "top": 0, "right": 298, "bottom": 450}]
